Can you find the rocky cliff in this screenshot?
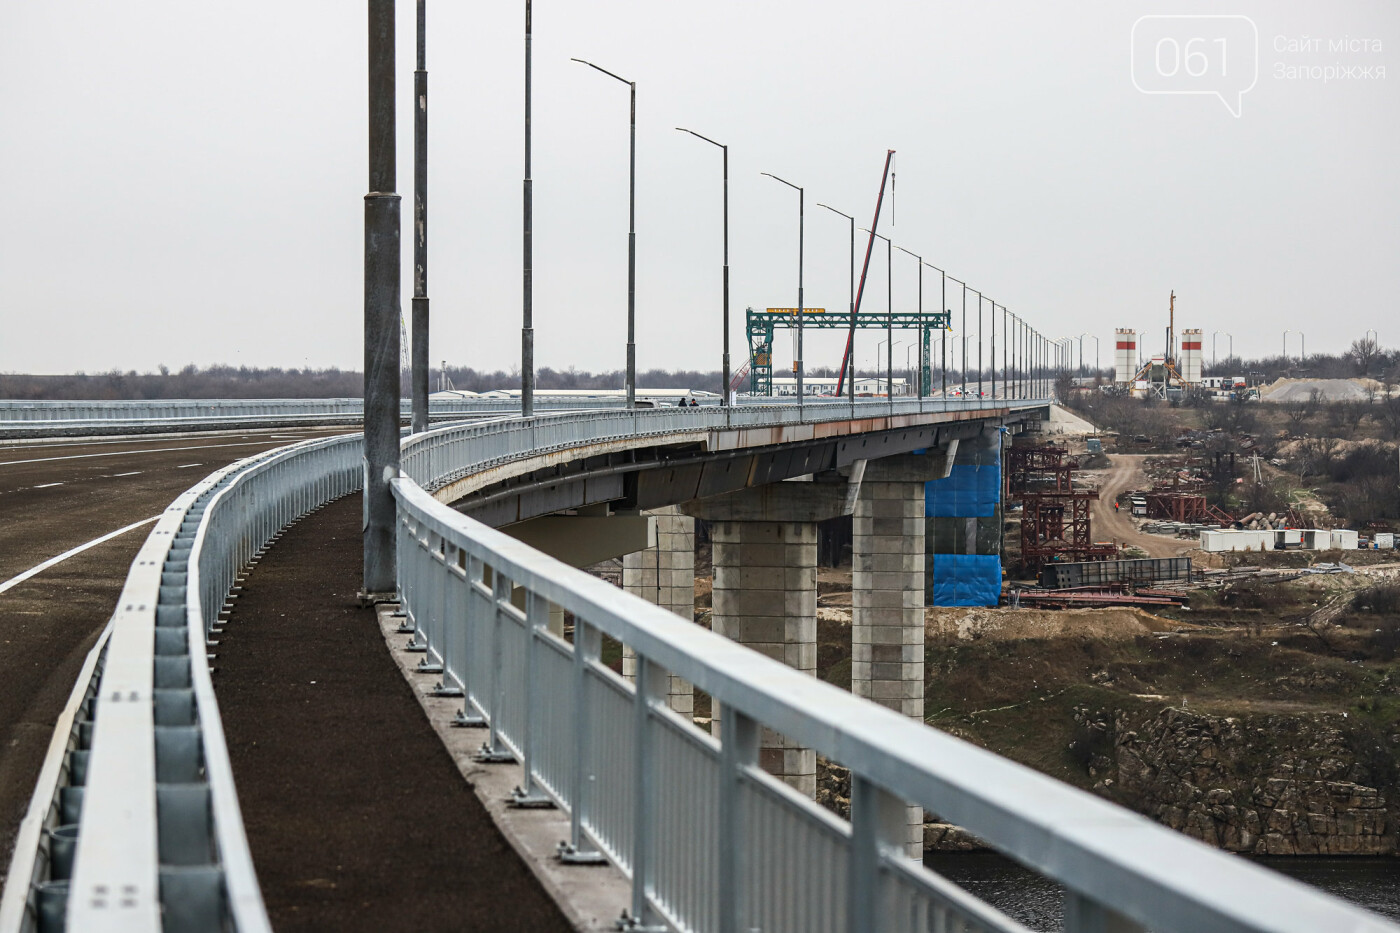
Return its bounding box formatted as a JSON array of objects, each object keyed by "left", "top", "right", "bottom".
[{"left": 1081, "top": 706, "right": 1397, "bottom": 856}]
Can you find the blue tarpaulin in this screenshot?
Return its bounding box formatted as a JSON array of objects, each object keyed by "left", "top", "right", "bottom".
[
  {"left": 931, "top": 554, "right": 1002, "bottom": 607},
  {"left": 925, "top": 463, "right": 1000, "bottom": 518}
]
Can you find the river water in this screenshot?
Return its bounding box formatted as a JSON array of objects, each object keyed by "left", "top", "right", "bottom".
[{"left": 923, "top": 852, "right": 1400, "bottom": 929}]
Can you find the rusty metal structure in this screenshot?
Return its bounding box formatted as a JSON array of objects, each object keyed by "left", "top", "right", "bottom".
[
  {"left": 1145, "top": 491, "right": 1217, "bottom": 523},
  {"left": 1018, "top": 489, "right": 1116, "bottom": 572},
  {"left": 1005, "top": 445, "right": 1076, "bottom": 496}
]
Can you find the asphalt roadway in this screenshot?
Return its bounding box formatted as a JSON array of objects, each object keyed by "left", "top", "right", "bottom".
[{"left": 0, "top": 427, "right": 351, "bottom": 877}]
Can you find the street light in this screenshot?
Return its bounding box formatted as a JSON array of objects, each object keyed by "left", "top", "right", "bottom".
[
  {"left": 572, "top": 57, "right": 637, "bottom": 407},
  {"left": 521, "top": 0, "right": 534, "bottom": 415},
  {"left": 876, "top": 338, "right": 904, "bottom": 395},
  {"left": 363, "top": 0, "right": 401, "bottom": 592},
  {"left": 763, "top": 172, "right": 805, "bottom": 405},
  {"left": 860, "top": 228, "right": 894, "bottom": 401},
  {"left": 947, "top": 277, "right": 967, "bottom": 398},
  {"left": 410, "top": 0, "right": 430, "bottom": 433},
  {"left": 676, "top": 127, "right": 729, "bottom": 406},
  {"left": 1212, "top": 330, "right": 1232, "bottom": 368},
  {"left": 816, "top": 203, "right": 856, "bottom": 404},
  {"left": 893, "top": 245, "right": 925, "bottom": 397}
]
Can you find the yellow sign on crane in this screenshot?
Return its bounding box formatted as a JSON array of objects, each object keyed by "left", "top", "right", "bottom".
[{"left": 764, "top": 307, "right": 827, "bottom": 315}]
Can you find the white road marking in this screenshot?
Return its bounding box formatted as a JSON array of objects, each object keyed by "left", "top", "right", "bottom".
[
  {"left": 0, "top": 440, "right": 276, "bottom": 468},
  {"left": 32, "top": 482, "right": 64, "bottom": 489},
  {"left": 175, "top": 463, "right": 203, "bottom": 469},
  {"left": 112, "top": 471, "right": 143, "bottom": 477},
  {"left": 0, "top": 516, "right": 160, "bottom": 595}
]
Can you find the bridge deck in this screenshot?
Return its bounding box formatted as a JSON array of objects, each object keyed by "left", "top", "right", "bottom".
[{"left": 213, "top": 495, "right": 572, "bottom": 932}]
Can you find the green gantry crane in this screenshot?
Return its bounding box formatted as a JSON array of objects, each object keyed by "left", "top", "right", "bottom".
[{"left": 745, "top": 306, "right": 951, "bottom": 397}]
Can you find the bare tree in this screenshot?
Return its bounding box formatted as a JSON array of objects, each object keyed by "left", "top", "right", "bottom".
[{"left": 1350, "top": 336, "right": 1382, "bottom": 376}]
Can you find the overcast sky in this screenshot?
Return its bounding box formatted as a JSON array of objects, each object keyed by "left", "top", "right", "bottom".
[{"left": 2, "top": 1, "right": 1396, "bottom": 377}]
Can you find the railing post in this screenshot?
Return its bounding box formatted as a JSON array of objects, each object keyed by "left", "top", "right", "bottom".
[
  {"left": 453, "top": 557, "right": 488, "bottom": 727},
  {"left": 621, "top": 656, "right": 667, "bottom": 931},
  {"left": 1063, "top": 893, "right": 1148, "bottom": 933},
  {"left": 847, "top": 774, "right": 904, "bottom": 933},
  {"left": 718, "top": 706, "right": 758, "bottom": 933},
  {"left": 559, "top": 620, "right": 606, "bottom": 863},
  {"left": 509, "top": 590, "right": 553, "bottom": 807},
  {"left": 476, "top": 567, "right": 516, "bottom": 762}
]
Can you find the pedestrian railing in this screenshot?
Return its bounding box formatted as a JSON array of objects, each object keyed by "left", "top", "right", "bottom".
[
  {"left": 391, "top": 403, "right": 1399, "bottom": 933},
  {"left": 400, "top": 397, "right": 1048, "bottom": 495},
  {"left": 0, "top": 396, "right": 635, "bottom": 437},
  {"left": 12, "top": 396, "right": 1379, "bottom": 933}
]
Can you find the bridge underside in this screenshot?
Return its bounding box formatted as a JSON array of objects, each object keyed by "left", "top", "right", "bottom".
[{"left": 442, "top": 406, "right": 1042, "bottom": 527}]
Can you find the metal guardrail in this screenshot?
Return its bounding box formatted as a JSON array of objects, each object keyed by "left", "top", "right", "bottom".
[
  {"left": 392, "top": 402, "right": 1400, "bottom": 933},
  {"left": 17, "top": 395, "right": 1381, "bottom": 932},
  {"left": 400, "top": 397, "right": 1051, "bottom": 495},
  {"left": 0, "top": 397, "right": 642, "bottom": 438},
  {"left": 0, "top": 434, "right": 361, "bottom": 933},
  {"left": 0, "top": 397, "right": 625, "bottom": 423}
]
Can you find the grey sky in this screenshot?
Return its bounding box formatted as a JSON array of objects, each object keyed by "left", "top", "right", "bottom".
[{"left": 2, "top": 1, "right": 1396, "bottom": 377}]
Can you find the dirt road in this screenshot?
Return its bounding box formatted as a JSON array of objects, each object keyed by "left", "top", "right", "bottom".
[{"left": 1089, "top": 454, "right": 1193, "bottom": 558}]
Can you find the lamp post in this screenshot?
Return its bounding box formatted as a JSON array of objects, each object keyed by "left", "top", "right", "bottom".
[
  {"left": 763, "top": 172, "right": 806, "bottom": 407},
  {"left": 1212, "top": 330, "right": 1226, "bottom": 368},
  {"left": 876, "top": 338, "right": 904, "bottom": 395},
  {"left": 860, "top": 228, "right": 894, "bottom": 401},
  {"left": 816, "top": 203, "right": 856, "bottom": 404},
  {"left": 364, "top": 0, "right": 401, "bottom": 593},
  {"left": 677, "top": 128, "right": 729, "bottom": 406},
  {"left": 948, "top": 277, "right": 967, "bottom": 398},
  {"left": 521, "top": 1, "right": 534, "bottom": 415},
  {"left": 893, "top": 245, "right": 924, "bottom": 397},
  {"left": 962, "top": 335, "right": 975, "bottom": 396},
  {"left": 974, "top": 290, "right": 984, "bottom": 400},
  {"left": 572, "top": 57, "right": 637, "bottom": 407},
  {"left": 924, "top": 263, "right": 946, "bottom": 400},
  {"left": 410, "top": 0, "right": 430, "bottom": 434}
]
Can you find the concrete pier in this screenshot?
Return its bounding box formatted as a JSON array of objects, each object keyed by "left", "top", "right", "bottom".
[
  {"left": 684, "top": 471, "right": 862, "bottom": 797},
  {"left": 852, "top": 450, "right": 954, "bottom": 856},
  {"left": 622, "top": 506, "right": 697, "bottom": 716}
]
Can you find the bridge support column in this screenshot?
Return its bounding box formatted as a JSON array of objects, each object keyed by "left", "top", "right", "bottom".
[
  {"left": 853, "top": 449, "right": 954, "bottom": 857},
  {"left": 622, "top": 506, "right": 697, "bottom": 716},
  {"left": 683, "top": 471, "right": 862, "bottom": 798},
  {"left": 927, "top": 426, "right": 1004, "bottom": 608}
]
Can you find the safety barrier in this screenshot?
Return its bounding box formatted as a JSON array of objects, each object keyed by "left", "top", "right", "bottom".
[
  {"left": 0, "top": 434, "right": 360, "bottom": 932},
  {"left": 400, "top": 396, "right": 1048, "bottom": 495},
  {"left": 0, "top": 396, "right": 636, "bottom": 438},
  {"left": 391, "top": 403, "right": 1398, "bottom": 933},
  {"left": 14, "top": 396, "right": 1382, "bottom": 932}
]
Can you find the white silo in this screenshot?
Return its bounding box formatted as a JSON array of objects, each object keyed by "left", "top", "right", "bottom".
[
  {"left": 1114, "top": 329, "right": 1137, "bottom": 385},
  {"left": 1180, "top": 329, "right": 1203, "bottom": 384}
]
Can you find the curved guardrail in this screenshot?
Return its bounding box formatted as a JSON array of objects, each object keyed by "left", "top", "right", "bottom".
[
  {"left": 1, "top": 434, "right": 360, "bottom": 932},
  {"left": 392, "top": 402, "right": 1400, "bottom": 933},
  {"left": 400, "top": 396, "right": 1046, "bottom": 495},
  {"left": 17, "top": 395, "right": 1381, "bottom": 933},
  {"left": 0, "top": 396, "right": 638, "bottom": 439}
]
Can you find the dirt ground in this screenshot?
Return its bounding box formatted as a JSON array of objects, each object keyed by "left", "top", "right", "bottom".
[{"left": 1082, "top": 454, "right": 1194, "bottom": 558}]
